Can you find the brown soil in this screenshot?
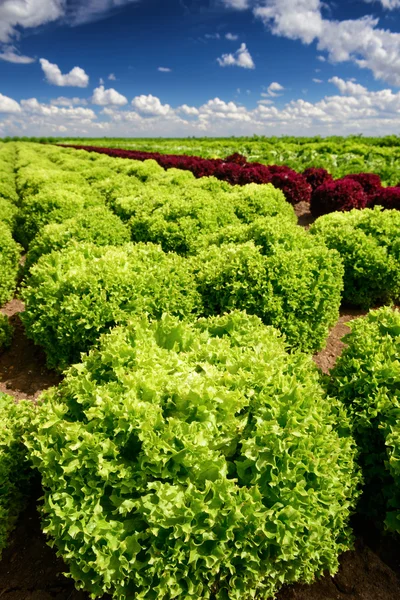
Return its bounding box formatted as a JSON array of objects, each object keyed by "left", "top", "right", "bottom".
[
  {"left": 277, "top": 539, "right": 400, "bottom": 600},
  {"left": 0, "top": 300, "right": 61, "bottom": 401},
  {"left": 294, "top": 201, "right": 315, "bottom": 228},
  {"left": 313, "top": 308, "right": 368, "bottom": 374}
]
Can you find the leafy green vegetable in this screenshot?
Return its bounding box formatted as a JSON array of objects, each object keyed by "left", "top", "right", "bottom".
[
  {"left": 310, "top": 207, "right": 400, "bottom": 308},
  {"left": 0, "top": 221, "right": 21, "bottom": 307},
  {"left": 21, "top": 242, "right": 202, "bottom": 371},
  {"left": 0, "top": 198, "right": 18, "bottom": 231},
  {"left": 193, "top": 237, "right": 344, "bottom": 352},
  {"left": 0, "top": 394, "right": 34, "bottom": 557},
  {"left": 330, "top": 307, "right": 400, "bottom": 531},
  {"left": 26, "top": 312, "right": 360, "bottom": 599},
  {"left": 0, "top": 313, "right": 13, "bottom": 350},
  {"left": 25, "top": 206, "right": 131, "bottom": 270}
]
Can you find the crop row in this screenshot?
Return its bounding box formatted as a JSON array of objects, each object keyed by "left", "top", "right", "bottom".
[
  {"left": 1, "top": 142, "right": 400, "bottom": 599},
  {"left": 46, "top": 134, "right": 400, "bottom": 185},
  {"left": 60, "top": 144, "right": 400, "bottom": 216}
]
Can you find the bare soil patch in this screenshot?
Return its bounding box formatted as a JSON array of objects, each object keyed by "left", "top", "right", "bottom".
[
  {"left": 0, "top": 300, "right": 61, "bottom": 401},
  {"left": 294, "top": 201, "right": 315, "bottom": 228}
]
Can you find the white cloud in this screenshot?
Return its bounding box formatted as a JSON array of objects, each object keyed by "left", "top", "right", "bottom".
[
  {"left": 131, "top": 94, "right": 171, "bottom": 116},
  {"left": 0, "top": 0, "right": 140, "bottom": 52},
  {"left": 0, "top": 0, "right": 64, "bottom": 44},
  {"left": 40, "top": 58, "right": 89, "bottom": 87},
  {"left": 251, "top": 0, "right": 400, "bottom": 86},
  {"left": 254, "top": 0, "right": 323, "bottom": 45},
  {"left": 205, "top": 33, "right": 220, "bottom": 39},
  {"left": 21, "top": 97, "right": 96, "bottom": 120},
  {"left": 158, "top": 67, "right": 172, "bottom": 72},
  {"left": 225, "top": 32, "right": 239, "bottom": 41},
  {"left": 69, "top": 0, "right": 141, "bottom": 25},
  {"left": 199, "top": 98, "right": 252, "bottom": 121},
  {"left": 221, "top": 0, "right": 250, "bottom": 9},
  {"left": 50, "top": 96, "right": 88, "bottom": 106},
  {"left": 317, "top": 55, "right": 326, "bottom": 62},
  {"left": 108, "top": 73, "right": 116, "bottom": 81},
  {"left": 0, "top": 93, "right": 21, "bottom": 113},
  {"left": 265, "top": 81, "right": 285, "bottom": 96},
  {"left": 0, "top": 45, "right": 35, "bottom": 64},
  {"left": 313, "top": 78, "right": 323, "bottom": 83},
  {"left": 91, "top": 85, "right": 128, "bottom": 106},
  {"left": 217, "top": 43, "right": 255, "bottom": 69},
  {"left": 178, "top": 104, "right": 199, "bottom": 116},
  {"left": 5, "top": 78, "right": 400, "bottom": 137},
  {"left": 363, "top": 0, "right": 400, "bottom": 8},
  {"left": 99, "top": 77, "right": 104, "bottom": 85}
]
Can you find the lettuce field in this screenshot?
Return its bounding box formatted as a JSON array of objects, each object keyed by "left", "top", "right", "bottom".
[{"left": 1, "top": 138, "right": 400, "bottom": 600}]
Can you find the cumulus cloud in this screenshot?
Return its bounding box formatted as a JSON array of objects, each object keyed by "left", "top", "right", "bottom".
[
  {"left": 265, "top": 81, "right": 285, "bottom": 96},
  {"left": 0, "top": 0, "right": 64, "bottom": 44},
  {"left": 0, "top": 46, "right": 35, "bottom": 64},
  {"left": 199, "top": 98, "right": 252, "bottom": 122},
  {"left": 0, "top": 93, "right": 21, "bottom": 113},
  {"left": 217, "top": 43, "right": 255, "bottom": 69},
  {"left": 158, "top": 67, "right": 172, "bottom": 72},
  {"left": 178, "top": 104, "right": 199, "bottom": 116},
  {"left": 50, "top": 96, "right": 88, "bottom": 106},
  {"left": 251, "top": 0, "right": 400, "bottom": 86},
  {"left": 40, "top": 58, "right": 89, "bottom": 87},
  {"left": 108, "top": 73, "right": 116, "bottom": 81},
  {"left": 91, "top": 85, "right": 128, "bottom": 106},
  {"left": 225, "top": 32, "right": 239, "bottom": 40},
  {"left": 5, "top": 77, "right": 400, "bottom": 137},
  {"left": 313, "top": 78, "right": 323, "bottom": 83},
  {"left": 21, "top": 97, "right": 96, "bottom": 120},
  {"left": 131, "top": 94, "right": 171, "bottom": 116},
  {"left": 329, "top": 76, "right": 367, "bottom": 95}
]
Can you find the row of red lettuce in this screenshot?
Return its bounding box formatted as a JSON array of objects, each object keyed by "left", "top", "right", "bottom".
[{"left": 60, "top": 145, "right": 400, "bottom": 216}]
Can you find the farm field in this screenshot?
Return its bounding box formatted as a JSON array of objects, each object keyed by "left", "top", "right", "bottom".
[
  {"left": 55, "top": 135, "right": 400, "bottom": 185},
  {"left": 1, "top": 139, "right": 400, "bottom": 600}
]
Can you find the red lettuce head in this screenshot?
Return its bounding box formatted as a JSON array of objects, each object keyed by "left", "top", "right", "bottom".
[
  {"left": 372, "top": 186, "right": 400, "bottom": 210},
  {"left": 225, "top": 153, "right": 248, "bottom": 166},
  {"left": 311, "top": 179, "right": 368, "bottom": 217},
  {"left": 342, "top": 173, "right": 382, "bottom": 201},
  {"left": 267, "top": 165, "right": 293, "bottom": 176},
  {"left": 268, "top": 170, "right": 312, "bottom": 205},
  {"left": 214, "top": 162, "right": 243, "bottom": 185},
  {"left": 239, "top": 165, "right": 272, "bottom": 185},
  {"left": 302, "top": 167, "right": 333, "bottom": 192}
]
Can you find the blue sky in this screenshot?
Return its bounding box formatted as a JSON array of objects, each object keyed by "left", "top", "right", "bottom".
[{"left": 1, "top": 0, "right": 400, "bottom": 136}]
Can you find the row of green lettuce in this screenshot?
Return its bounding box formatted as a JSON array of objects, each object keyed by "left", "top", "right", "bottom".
[
  {"left": 1, "top": 306, "right": 400, "bottom": 600},
  {"left": 0, "top": 143, "right": 20, "bottom": 350},
  {"left": 2, "top": 142, "right": 400, "bottom": 371}
]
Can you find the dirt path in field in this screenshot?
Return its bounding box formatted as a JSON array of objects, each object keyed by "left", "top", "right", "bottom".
[
  {"left": 0, "top": 299, "right": 61, "bottom": 401},
  {"left": 294, "top": 201, "right": 315, "bottom": 228}
]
